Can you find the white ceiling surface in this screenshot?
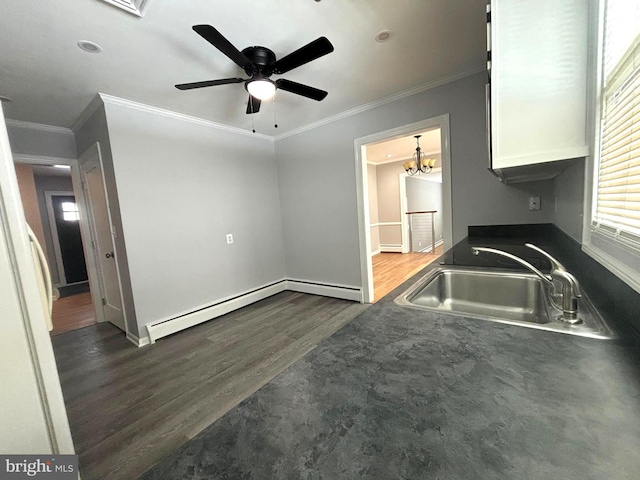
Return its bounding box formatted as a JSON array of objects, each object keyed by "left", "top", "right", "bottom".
[
  {"left": 29, "top": 165, "right": 72, "bottom": 177},
  {"left": 366, "top": 128, "right": 441, "bottom": 165},
  {"left": 0, "top": 0, "right": 486, "bottom": 135}
]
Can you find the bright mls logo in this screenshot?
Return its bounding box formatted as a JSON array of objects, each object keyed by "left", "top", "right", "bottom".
[{"left": 0, "top": 455, "right": 78, "bottom": 479}]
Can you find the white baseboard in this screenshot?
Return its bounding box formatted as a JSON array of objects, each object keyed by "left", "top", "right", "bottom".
[
  {"left": 419, "top": 239, "right": 444, "bottom": 253},
  {"left": 142, "top": 278, "right": 363, "bottom": 346},
  {"left": 146, "top": 280, "right": 287, "bottom": 344},
  {"left": 285, "top": 279, "right": 363, "bottom": 302},
  {"left": 126, "top": 331, "right": 151, "bottom": 348},
  {"left": 371, "top": 249, "right": 381, "bottom": 256},
  {"left": 380, "top": 244, "right": 403, "bottom": 253}
]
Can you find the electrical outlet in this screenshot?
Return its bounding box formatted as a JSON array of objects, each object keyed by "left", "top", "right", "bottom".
[
  {"left": 418, "top": 242, "right": 422, "bottom": 247},
  {"left": 226, "top": 234, "right": 233, "bottom": 244},
  {"left": 528, "top": 196, "right": 541, "bottom": 211}
]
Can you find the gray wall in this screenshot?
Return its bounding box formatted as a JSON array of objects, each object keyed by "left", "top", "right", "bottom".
[
  {"left": 553, "top": 160, "right": 585, "bottom": 242},
  {"left": 75, "top": 104, "right": 139, "bottom": 336},
  {"left": 101, "top": 101, "right": 286, "bottom": 334},
  {"left": 7, "top": 123, "right": 77, "bottom": 158},
  {"left": 375, "top": 160, "right": 405, "bottom": 246},
  {"left": 33, "top": 174, "right": 74, "bottom": 285},
  {"left": 276, "top": 72, "right": 556, "bottom": 288},
  {"left": 406, "top": 176, "right": 443, "bottom": 249}
]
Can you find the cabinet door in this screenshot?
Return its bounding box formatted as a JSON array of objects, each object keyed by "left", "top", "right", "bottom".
[{"left": 491, "top": 0, "right": 590, "bottom": 169}]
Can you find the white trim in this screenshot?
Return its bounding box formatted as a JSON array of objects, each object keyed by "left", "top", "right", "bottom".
[
  {"left": 99, "top": 93, "right": 274, "bottom": 142},
  {"left": 99, "top": 0, "right": 151, "bottom": 17},
  {"left": 126, "top": 331, "right": 151, "bottom": 348},
  {"left": 44, "top": 190, "right": 76, "bottom": 286},
  {"left": 144, "top": 278, "right": 363, "bottom": 345},
  {"left": 371, "top": 249, "right": 381, "bottom": 256},
  {"left": 370, "top": 222, "right": 402, "bottom": 227},
  {"left": 419, "top": 238, "right": 445, "bottom": 253},
  {"left": 285, "top": 279, "right": 363, "bottom": 302},
  {"left": 71, "top": 94, "right": 104, "bottom": 133},
  {"left": 5, "top": 119, "right": 74, "bottom": 136},
  {"left": 79, "top": 143, "right": 129, "bottom": 331},
  {"left": 275, "top": 65, "right": 485, "bottom": 141},
  {"left": 146, "top": 280, "right": 287, "bottom": 343},
  {"left": 12, "top": 154, "right": 77, "bottom": 165},
  {"left": 367, "top": 149, "right": 441, "bottom": 166},
  {"left": 582, "top": 243, "right": 640, "bottom": 294},
  {"left": 380, "top": 244, "right": 403, "bottom": 253},
  {"left": 355, "top": 115, "right": 454, "bottom": 303}
]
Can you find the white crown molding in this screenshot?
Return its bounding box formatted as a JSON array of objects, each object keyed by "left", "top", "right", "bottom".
[
  {"left": 71, "top": 94, "right": 104, "bottom": 133},
  {"left": 5, "top": 119, "right": 74, "bottom": 136},
  {"left": 99, "top": 93, "right": 274, "bottom": 142},
  {"left": 274, "top": 64, "right": 486, "bottom": 141}
]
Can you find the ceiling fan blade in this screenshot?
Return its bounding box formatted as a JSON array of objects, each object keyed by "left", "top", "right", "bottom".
[
  {"left": 175, "top": 77, "right": 245, "bottom": 90},
  {"left": 273, "top": 37, "right": 334, "bottom": 74},
  {"left": 275, "top": 79, "right": 328, "bottom": 101},
  {"left": 246, "top": 95, "right": 262, "bottom": 114},
  {"left": 192, "top": 25, "right": 253, "bottom": 70}
]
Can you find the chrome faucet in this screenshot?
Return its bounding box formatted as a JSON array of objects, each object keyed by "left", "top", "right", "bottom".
[{"left": 471, "top": 243, "right": 582, "bottom": 324}]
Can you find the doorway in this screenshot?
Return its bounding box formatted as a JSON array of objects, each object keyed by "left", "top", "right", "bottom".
[
  {"left": 13, "top": 161, "right": 96, "bottom": 335},
  {"left": 13, "top": 149, "right": 127, "bottom": 336},
  {"left": 355, "top": 115, "right": 453, "bottom": 303}
]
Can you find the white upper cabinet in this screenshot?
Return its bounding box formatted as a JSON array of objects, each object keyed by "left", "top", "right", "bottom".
[{"left": 490, "top": 0, "right": 590, "bottom": 171}]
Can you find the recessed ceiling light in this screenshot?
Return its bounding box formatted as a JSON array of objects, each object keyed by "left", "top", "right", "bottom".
[
  {"left": 77, "top": 41, "right": 102, "bottom": 53},
  {"left": 386, "top": 154, "right": 393, "bottom": 158},
  {"left": 375, "top": 30, "right": 393, "bottom": 43},
  {"left": 0, "top": 95, "right": 12, "bottom": 103}
]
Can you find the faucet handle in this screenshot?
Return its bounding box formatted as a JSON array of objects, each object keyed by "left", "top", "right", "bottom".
[{"left": 524, "top": 243, "right": 566, "bottom": 272}]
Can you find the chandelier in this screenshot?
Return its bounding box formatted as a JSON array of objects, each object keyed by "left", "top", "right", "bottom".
[{"left": 403, "top": 135, "right": 436, "bottom": 175}]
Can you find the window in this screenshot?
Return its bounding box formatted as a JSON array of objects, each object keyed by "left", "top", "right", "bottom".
[
  {"left": 585, "top": 0, "right": 640, "bottom": 293},
  {"left": 61, "top": 202, "right": 79, "bottom": 222}
]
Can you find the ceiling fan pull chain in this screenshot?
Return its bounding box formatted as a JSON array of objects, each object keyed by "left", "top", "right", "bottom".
[
  {"left": 251, "top": 114, "right": 256, "bottom": 134},
  {"left": 273, "top": 92, "right": 278, "bottom": 129}
]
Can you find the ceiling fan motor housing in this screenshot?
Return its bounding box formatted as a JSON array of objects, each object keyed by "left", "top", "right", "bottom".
[{"left": 241, "top": 46, "right": 276, "bottom": 76}]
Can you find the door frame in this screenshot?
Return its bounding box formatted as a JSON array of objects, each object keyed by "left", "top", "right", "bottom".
[
  {"left": 1, "top": 109, "right": 75, "bottom": 453},
  {"left": 354, "top": 115, "right": 453, "bottom": 303},
  {"left": 13, "top": 153, "right": 106, "bottom": 323},
  {"left": 44, "top": 190, "right": 77, "bottom": 287},
  {"left": 79, "top": 143, "right": 128, "bottom": 331}
]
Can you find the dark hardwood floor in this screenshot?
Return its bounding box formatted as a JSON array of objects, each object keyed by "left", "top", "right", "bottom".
[{"left": 51, "top": 291, "right": 369, "bottom": 480}]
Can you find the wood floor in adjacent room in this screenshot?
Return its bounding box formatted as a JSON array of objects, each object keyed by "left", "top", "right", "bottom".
[
  {"left": 51, "top": 292, "right": 96, "bottom": 336},
  {"left": 51, "top": 291, "right": 369, "bottom": 480},
  {"left": 372, "top": 247, "right": 444, "bottom": 302}
]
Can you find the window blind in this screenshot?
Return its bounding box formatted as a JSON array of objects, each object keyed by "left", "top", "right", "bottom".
[{"left": 595, "top": 0, "right": 640, "bottom": 238}]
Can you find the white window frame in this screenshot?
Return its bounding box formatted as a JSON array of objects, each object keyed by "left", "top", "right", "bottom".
[{"left": 582, "top": 0, "right": 640, "bottom": 294}]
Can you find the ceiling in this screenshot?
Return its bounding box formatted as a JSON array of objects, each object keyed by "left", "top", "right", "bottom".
[
  {"left": 0, "top": 0, "right": 486, "bottom": 136},
  {"left": 366, "top": 128, "right": 440, "bottom": 165}
]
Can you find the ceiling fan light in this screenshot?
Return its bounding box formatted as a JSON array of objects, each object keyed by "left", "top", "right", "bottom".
[{"left": 247, "top": 80, "right": 276, "bottom": 100}]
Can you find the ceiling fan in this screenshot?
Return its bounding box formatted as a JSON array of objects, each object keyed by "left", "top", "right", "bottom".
[{"left": 175, "top": 25, "right": 334, "bottom": 115}]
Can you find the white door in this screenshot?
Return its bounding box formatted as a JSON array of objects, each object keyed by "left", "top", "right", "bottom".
[{"left": 79, "top": 144, "right": 125, "bottom": 331}]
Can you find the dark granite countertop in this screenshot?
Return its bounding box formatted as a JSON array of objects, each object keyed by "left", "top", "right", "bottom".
[{"left": 141, "top": 225, "right": 640, "bottom": 480}]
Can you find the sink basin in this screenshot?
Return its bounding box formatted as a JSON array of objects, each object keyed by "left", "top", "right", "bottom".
[{"left": 394, "top": 266, "right": 616, "bottom": 339}]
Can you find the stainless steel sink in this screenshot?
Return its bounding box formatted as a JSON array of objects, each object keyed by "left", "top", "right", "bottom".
[{"left": 395, "top": 266, "right": 616, "bottom": 339}]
